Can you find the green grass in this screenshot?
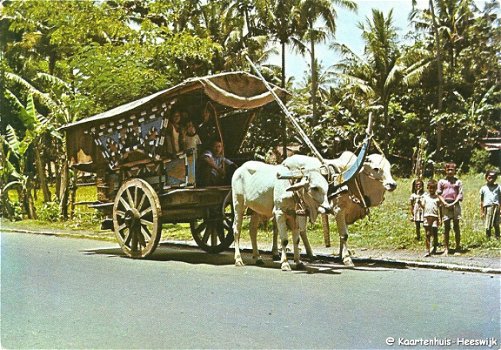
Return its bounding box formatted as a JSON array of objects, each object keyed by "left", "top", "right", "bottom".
[
  {"left": 304, "top": 174, "right": 501, "bottom": 257},
  {"left": 2, "top": 175, "right": 500, "bottom": 257}
]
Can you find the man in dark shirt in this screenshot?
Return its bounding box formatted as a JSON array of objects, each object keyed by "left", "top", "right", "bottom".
[{"left": 198, "top": 140, "right": 236, "bottom": 186}]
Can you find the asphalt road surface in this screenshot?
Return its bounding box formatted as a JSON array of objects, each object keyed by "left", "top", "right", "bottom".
[{"left": 1, "top": 231, "right": 499, "bottom": 349}]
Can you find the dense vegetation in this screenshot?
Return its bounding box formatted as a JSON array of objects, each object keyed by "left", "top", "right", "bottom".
[{"left": 1, "top": 0, "right": 500, "bottom": 221}]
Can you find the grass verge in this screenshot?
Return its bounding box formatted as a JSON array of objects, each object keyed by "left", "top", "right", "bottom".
[{"left": 2, "top": 175, "right": 500, "bottom": 258}]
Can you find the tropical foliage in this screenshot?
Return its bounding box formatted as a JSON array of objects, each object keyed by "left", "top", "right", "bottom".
[{"left": 1, "top": 0, "right": 499, "bottom": 221}]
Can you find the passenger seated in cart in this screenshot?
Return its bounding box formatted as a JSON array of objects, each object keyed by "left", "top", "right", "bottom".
[
  {"left": 198, "top": 139, "right": 236, "bottom": 186},
  {"left": 166, "top": 109, "right": 185, "bottom": 156},
  {"left": 182, "top": 120, "right": 202, "bottom": 151},
  {"left": 198, "top": 104, "right": 217, "bottom": 148}
]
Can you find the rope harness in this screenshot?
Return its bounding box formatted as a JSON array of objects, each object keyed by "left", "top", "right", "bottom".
[
  {"left": 291, "top": 175, "right": 310, "bottom": 217},
  {"left": 277, "top": 168, "right": 310, "bottom": 217},
  {"left": 351, "top": 174, "right": 371, "bottom": 219},
  {"left": 346, "top": 142, "right": 388, "bottom": 220}
]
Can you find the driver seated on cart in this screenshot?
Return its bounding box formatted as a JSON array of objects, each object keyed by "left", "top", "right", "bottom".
[{"left": 197, "top": 139, "right": 236, "bottom": 186}]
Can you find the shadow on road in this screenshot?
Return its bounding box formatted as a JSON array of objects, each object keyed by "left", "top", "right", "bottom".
[{"left": 83, "top": 241, "right": 406, "bottom": 275}]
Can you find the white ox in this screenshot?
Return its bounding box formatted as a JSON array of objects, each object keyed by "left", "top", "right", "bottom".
[
  {"left": 231, "top": 160, "right": 332, "bottom": 271},
  {"left": 280, "top": 152, "right": 397, "bottom": 266}
]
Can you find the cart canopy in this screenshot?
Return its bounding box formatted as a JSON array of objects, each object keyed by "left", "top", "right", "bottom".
[{"left": 62, "top": 71, "right": 287, "bottom": 172}]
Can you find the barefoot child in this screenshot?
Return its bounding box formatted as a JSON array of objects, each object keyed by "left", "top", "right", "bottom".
[
  {"left": 421, "top": 179, "right": 449, "bottom": 257},
  {"left": 480, "top": 170, "right": 500, "bottom": 239},
  {"left": 410, "top": 179, "right": 425, "bottom": 240},
  {"left": 438, "top": 162, "right": 463, "bottom": 254}
]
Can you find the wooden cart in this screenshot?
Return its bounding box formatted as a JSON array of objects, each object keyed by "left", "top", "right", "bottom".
[{"left": 62, "top": 72, "right": 288, "bottom": 258}]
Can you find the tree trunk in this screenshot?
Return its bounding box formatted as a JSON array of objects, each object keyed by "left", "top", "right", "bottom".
[
  {"left": 69, "top": 169, "right": 77, "bottom": 219},
  {"left": 55, "top": 169, "right": 61, "bottom": 200},
  {"left": 310, "top": 28, "right": 318, "bottom": 124},
  {"left": 59, "top": 153, "right": 70, "bottom": 220},
  {"left": 1, "top": 186, "right": 15, "bottom": 219},
  {"left": 47, "top": 161, "right": 53, "bottom": 183},
  {"left": 383, "top": 100, "right": 390, "bottom": 151},
  {"left": 25, "top": 178, "right": 37, "bottom": 219},
  {"left": 34, "top": 139, "right": 51, "bottom": 202},
  {"left": 281, "top": 41, "right": 287, "bottom": 160},
  {"left": 429, "top": 0, "right": 444, "bottom": 154},
  {"left": 281, "top": 41, "right": 286, "bottom": 88}
]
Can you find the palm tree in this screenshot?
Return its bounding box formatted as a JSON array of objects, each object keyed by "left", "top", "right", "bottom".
[
  {"left": 255, "top": 0, "right": 304, "bottom": 87},
  {"left": 332, "top": 9, "right": 431, "bottom": 147},
  {"left": 410, "top": 0, "right": 475, "bottom": 155},
  {"left": 299, "top": 0, "right": 357, "bottom": 123}
]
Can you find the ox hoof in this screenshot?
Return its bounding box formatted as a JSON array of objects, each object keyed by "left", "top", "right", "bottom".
[
  {"left": 295, "top": 261, "right": 306, "bottom": 270},
  {"left": 256, "top": 258, "right": 265, "bottom": 266},
  {"left": 281, "top": 262, "right": 292, "bottom": 271},
  {"left": 235, "top": 259, "right": 245, "bottom": 267},
  {"left": 343, "top": 257, "right": 355, "bottom": 267}
]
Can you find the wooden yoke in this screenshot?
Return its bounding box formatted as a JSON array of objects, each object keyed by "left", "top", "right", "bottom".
[
  {"left": 277, "top": 169, "right": 310, "bottom": 216},
  {"left": 276, "top": 170, "right": 306, "bottom": 180}
]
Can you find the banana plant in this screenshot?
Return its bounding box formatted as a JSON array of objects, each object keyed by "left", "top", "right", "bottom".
[
  {"left": 5, "top": 70, "right": 74, "bottom": 219},
  {"left": 4, "top": 90, "right": 53, "bottom": 203},
  {"left": 2, "top": 125, "right": 37, "bottom": 219}
]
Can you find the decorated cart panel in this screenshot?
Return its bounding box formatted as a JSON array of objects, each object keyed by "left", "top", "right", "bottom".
[{"left": 61, "top": 71, "right": 288, "bottom": 257}]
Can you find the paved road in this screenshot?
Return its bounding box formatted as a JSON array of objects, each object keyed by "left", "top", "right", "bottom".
[{"left": 1, "top": 232, "right": 499, "bottom": 349}]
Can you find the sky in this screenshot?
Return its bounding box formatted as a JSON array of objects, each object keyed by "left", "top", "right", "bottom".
[{"left": 265, "top": 0, "right": 487, "bottom": 85}]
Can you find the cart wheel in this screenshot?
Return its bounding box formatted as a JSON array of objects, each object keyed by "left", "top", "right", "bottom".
[
  {"left": 113, "top": 178, "right": 162, "bottom": 258},
  {"left": 190, "top": 190, "right": 234, "bottom": 253}
]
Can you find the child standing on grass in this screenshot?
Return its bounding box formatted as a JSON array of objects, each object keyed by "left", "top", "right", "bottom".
[
  {"left": 409, "top": 179, "right": 425, "bottom": 240},
  {"left": 480, "top": 170, "right": 500, "bottom": 239},
  {"left": 438, "top": 162, "right": 463, "bottom": 255},
  {"left": 421, "top": 179, "right": 449, "bottom": 257}
]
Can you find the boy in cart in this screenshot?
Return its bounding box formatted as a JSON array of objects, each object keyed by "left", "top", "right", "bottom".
[{"left": 198, "top": 139, "right": 236, "bottom": 186}]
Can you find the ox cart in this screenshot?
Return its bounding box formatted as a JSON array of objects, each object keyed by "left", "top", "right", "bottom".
[
  {"left": 62, "top": 72, "right": 289, "bottom": 258},
  {"left": 63, "top": 69, "right": 371, "bottom": 260}
]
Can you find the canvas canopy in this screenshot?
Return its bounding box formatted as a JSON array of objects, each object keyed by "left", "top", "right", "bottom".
[
  {"left": 62, "top": 71, "right": 286, "bottom": 131},
  {"left": 63, "top": 71, "right": 287, "bottom": 172}
]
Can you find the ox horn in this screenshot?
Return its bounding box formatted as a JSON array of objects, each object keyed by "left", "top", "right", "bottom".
[{"left": 286, "top": 178, "right": 309, "bottom": 192}]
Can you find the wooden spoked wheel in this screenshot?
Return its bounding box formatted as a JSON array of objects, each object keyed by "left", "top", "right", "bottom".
[
  {"left": 113, "top": 178, "right": 162, "bottom": 258},
  {"left": 190, "top": 190, "right": 234, "bottom": 253}
]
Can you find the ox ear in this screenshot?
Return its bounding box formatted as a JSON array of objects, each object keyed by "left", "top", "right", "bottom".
[{"left": 286, "top": 178, "right": 309, "bottom": 192}]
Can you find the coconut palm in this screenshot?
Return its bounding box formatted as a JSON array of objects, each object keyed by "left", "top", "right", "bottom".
[
  {"left": 298, "top": 0, "right": 357, "bottom": 123},
  {"left": 332, "top": 9, "right": 431, "bottom": 147},
  {"left": 255, "top": 0, "right": 305, "bottom": 87},
  {"left": 410, "top": 0, "right": 475, "bottom": 154}
]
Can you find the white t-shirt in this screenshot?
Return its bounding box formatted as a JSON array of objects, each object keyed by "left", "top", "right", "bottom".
[
  {"left": 422, "top": 193, "right": 441, "bottom": 218},
  {"left": 184, "top": 134, "right": 202, "bottom": 150}
]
